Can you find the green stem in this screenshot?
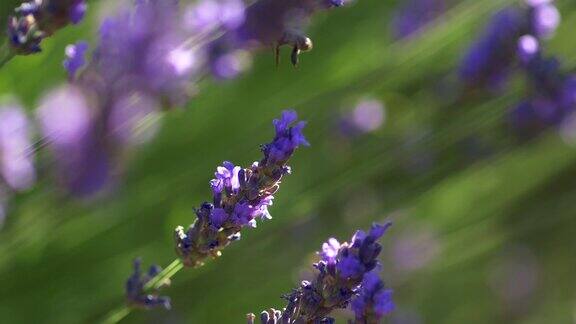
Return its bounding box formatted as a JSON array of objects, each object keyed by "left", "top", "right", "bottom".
[
  {"left": 144, "top": 258, "right": 184, "bottom": 290},
  {"left": 100, "top": 306, "right": 130, "bottom": 324},
  {"left": 99, "top": 259, "right": 184, "bottom": 324},
  {"left": 0, "top": 42, "right": 15, "bottom": 69}
]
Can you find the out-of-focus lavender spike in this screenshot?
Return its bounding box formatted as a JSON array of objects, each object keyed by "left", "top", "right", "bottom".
[
  {"left": 174, "top": 110, "right": 308, "bottom": 267},
  {"left": 350, "top": 268, "right": 394, "bottom": 322},
  {"left": 7, "top": 0, "right": 88, "bottom": 55},
  {"left": 391, "top": 0, "right": 446, "bottom": 40},
  {"left": 459, "top": 7, "right": 525, "bottom": 89},
  {"left": 38, "top": 0, "right": 191, "bottom": 196},
  {"left": 459, "top": 0, "right": 561, "bottom": 90},
  {"left": 509, "top": 55, "right": 576, "bottom": 135},
  {"left": 37, "top": 85, "right": 112, "bottom": 196},
  {"left": 249, "top": 223, "right": 393, "bottom": 323},
  {"left": 0, "top": 103, "right": 35, "bottom": 192},
  {"left": 125, "top": 258, "right": 171, "bottom": 310},
  {"left": 507, "top": 2, "right": 575, "bottom": 137},
  {"left": 92, "top": 0, "right": 201, "bottom": 108}
]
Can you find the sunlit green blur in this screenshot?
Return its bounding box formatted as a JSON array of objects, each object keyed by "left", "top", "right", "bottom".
[{"left": 0, "top": 0, "right": 575, "bottom": 323}]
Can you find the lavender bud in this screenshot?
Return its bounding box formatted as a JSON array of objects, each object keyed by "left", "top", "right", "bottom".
[{"left": 125, "top": 258, "right": 171, "bottom": 310}]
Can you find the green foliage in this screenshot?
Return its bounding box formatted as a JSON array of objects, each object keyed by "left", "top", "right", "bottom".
[{"left": 0, "top": 0, "right": 575, "bottom": 323}]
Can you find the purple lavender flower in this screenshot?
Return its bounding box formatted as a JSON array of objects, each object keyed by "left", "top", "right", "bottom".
[
  {"left": 248, "top": 223, "right": 393, "bottom": 323},
  {"left": 38, "top": 0, "right": 194, "bottom": 195},
  {"left": 0, "top": 103, "right": 35, "bottom": 192},
  {"left": 92, "top": 0, "right": 200, "bottom": 108},
  {"left": 391, "top": 0, "right": 446, "bottom": 40},
  {"left": 7, "top": 0, "right": 88, "bottom": 55},
  {"left": 63, "top": 41, "right": 88, "bottom": 80},
  {"left": 174, "top": 110, "right": 308, "bottom": 267},
  {"left": 459, "top": 7, "right": 526, "bottom": 89},
  {"left": 125, "top": 258, "right": 171, "bottom": 310},
  {"left": 459, "top": 1, "right": 561, "bottom": 89},
  {"left": 459, "top": 0, "right": 562, "bottom": 89},
  {"left": 351, "top": 269, "right": 394, "bottom": 322},
  {"left": 509, "top": 31, "right": 576, "bottom": 136}
]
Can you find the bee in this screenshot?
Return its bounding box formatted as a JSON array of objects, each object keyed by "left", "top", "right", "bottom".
[{"left": 275, "top": 32, "right": 314, "bottom": 67}]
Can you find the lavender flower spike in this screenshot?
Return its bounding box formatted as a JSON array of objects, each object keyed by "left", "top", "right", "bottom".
[
  {"left": 7, "top": 0, "right": 88, "bottom": 55},
  {"left": 459, "top": 0, "right": 561, "bottom": 89},
  {"left": 248, "top": 223, "right": 393, "bottom": 323},
  {"left": 175, "top": 110, "right": 309, "bottom": 267},
  {"left": 125, "top": 258, "right": 171, "bottom": 310}
]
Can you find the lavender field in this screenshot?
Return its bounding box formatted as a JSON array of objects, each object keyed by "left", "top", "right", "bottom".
[{"left": 0, "top": 0, "right": 575, "bottom": 323}]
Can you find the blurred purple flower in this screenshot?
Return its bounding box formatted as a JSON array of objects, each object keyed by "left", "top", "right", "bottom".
[
  {"left": 459, "top": 7, "right": 525, "bottom": 89},
  {"left": 37, "top": 85, "right": 111, "bottom": 196},
  {"left": 183, "top": 0, "right": 245, "bottom": 32},
  {"left": 92, "top": 0, "right": 200, "bottom": 108},
  {"left": 391, "top": 0, "right": 446, "bottom": 40},
  {"left": 459, "top": 1, "right": 560, "bottom": 89},
  {"left": 0, "top": 103, "right": 35, "bottom": 192},
  {"left": 174, "top": 110, "right": 308, "bottom": 267},
  {"left": 39, "top": 0, "right": 197, "bottom": 195},
  {"left": 509, "top": 42, "right": 576, "bottom": 136}
]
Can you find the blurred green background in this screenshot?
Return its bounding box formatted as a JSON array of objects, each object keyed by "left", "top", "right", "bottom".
[{"left": 1, "top": 0, "right": 576, "bottom": 323}]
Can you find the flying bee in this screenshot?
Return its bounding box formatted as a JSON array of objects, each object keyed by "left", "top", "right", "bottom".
[{"left": 274, "top": 32, "right": 314, "bottom": 67}]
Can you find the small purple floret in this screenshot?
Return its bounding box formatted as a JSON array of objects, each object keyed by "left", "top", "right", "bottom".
[{"left": 351, "top": 269, "right": 395, "bottom": 321}]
